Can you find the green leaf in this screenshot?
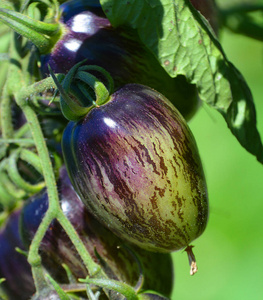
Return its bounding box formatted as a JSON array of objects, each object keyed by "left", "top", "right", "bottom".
[{"left": 100, "top": 0, "right": 263, "bottom": 163}]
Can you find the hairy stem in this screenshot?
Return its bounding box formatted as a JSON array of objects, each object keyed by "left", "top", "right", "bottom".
[
  {"left": 15, "top": 76, "right": 106, "bottom": 294},
  {"left": 1, "top": 32, "right": 25, "bottom": 139},
  {"left": 57, "top": 210, "right": 103, "bottom": 277}
]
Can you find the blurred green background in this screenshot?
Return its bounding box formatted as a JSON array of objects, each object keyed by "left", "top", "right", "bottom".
[{"left": 171, "top": 5, "right": 263, "bottom": 300}]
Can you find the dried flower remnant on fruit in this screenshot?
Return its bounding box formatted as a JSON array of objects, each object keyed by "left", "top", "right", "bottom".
[{"left": 185, "top": 245, "right": 198, "bottom": 275}]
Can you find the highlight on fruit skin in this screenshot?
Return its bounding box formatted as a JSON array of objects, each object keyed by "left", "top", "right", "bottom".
[
  {"left": 62, "top": 83, "right": 209, "bottom": 255},
  {"left": 0, "top": 0, "right": 200, "bottom": 121},
  {"left": 40, "top": 3, "right": 199, "bottom": 121}
]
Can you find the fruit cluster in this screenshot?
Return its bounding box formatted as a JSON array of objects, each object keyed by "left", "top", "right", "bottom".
[{"left": 0, "top": 0, "right": 214, "bottom": 299}]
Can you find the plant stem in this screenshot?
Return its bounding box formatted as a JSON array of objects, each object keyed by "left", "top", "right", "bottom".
[
  {"left": 15, "top": 75, "right": 56, "bottom": 101},
  {"left": 15, "top": 103, "right": 59, "bottom": 292},
  {"left": 1, "top": 32, "right": 25, "bottom": 139},
  {"left": 1, "top": 91, "right": 14, "bottom": 139},
  {"left": 0, "top": 138, "right": 35, "bottom": 145},
  {"left": 15, "top": 76, "right": 106, "bottom": 294},
  {"left": 57, "top": 210, "right": 102, "bottom": 277}
]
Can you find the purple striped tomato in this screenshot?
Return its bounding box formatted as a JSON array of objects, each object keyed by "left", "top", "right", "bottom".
[{"left": 62, "top": 83, "right": 209, "bottom": 253}]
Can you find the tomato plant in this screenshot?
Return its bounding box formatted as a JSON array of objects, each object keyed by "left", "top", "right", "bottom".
[{"left": 0, "top": 0, "right": 262, "bottom": 299}]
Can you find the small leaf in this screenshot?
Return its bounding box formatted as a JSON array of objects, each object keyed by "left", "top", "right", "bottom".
[
  {"left": 48, "top": 64, "right": 91, "bottom": 121},
  {"left": 100, "top": 0, "right": 263, "bottom": 163}
]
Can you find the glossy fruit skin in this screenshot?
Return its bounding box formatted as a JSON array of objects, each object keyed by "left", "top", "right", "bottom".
[
  {"left": 41, "top": 1, "right": 198, "bottom": 121},
  {"left": 20, "top": 166, "right": 174, "bottom": 298},
  {"left": 0, "top": 210, "right": 35, "bottom": 300},
  {"left": 62, "top": 83, "right": 208, "bottom": 253},
  {"left": 60, "top": 0, "right": 101, "bottom": 21}
]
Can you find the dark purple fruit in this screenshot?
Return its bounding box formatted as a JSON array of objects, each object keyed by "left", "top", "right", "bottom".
[
  {"left": 40, "top": 4, "right": 198, "bottom": 120},
  {"left": 0, "top": 210, "right": 35, "bottom": 300}
]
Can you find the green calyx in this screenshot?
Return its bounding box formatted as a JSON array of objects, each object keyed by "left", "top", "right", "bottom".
[
  {"left": 49, "top": 61, "right": 114, "bottom": 122},
  {"left": 0, "top": 7, "right": 63, "bottom": 54}
]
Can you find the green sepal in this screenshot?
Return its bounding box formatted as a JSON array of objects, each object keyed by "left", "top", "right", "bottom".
[
  {"left": 0, "top": 8, "right": 62, "bottom": 54},
  {"left": 49, "top": 62, "right": 113, "bottom": 121},
  {"left": 75, "top": 71, "right": 109, "bottom": 106},
  {"left": 79, "top": 65, "right": 115, "bottom": 97},
  {"left": 49, "top": 63, "right": 92, "bottom": 121}
]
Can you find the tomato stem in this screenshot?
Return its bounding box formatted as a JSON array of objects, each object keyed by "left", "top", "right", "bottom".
[
  {"left": 15, "top": 75, "right": 108, "bottom": 295},
  {"left": 1, "top": 32, "right": 25, "bottom": 139}
]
